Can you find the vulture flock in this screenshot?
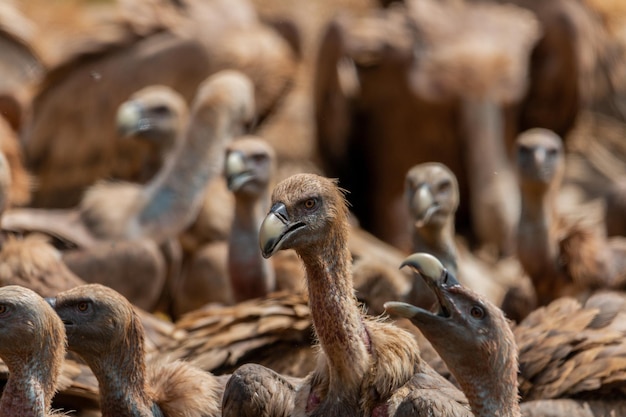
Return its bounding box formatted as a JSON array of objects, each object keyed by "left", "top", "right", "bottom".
[{"left": 1, "top": 0, "right": 626, "bottom": 416}]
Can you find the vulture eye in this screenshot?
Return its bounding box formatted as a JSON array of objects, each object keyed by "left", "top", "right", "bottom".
[
  {"left": 77, "top": 302, "right": 90, "bottom": 312},
  {"left": 0, "top": 305, "right": 7, "bottom": 316},
  {"left": 251, "top": 153, "right": 267, "bottom": 162},
  {"left": 152, "top": 105, "right": 170, "bottom": 116},
  {"left": 303, "top": 198, "right": 317, "bottom": 210},
  {"left": 438, "top": 180, "right": 451, "bottom": 193},
  {"left": 470, "top": 306, "right": 484, "bottom": 319}
]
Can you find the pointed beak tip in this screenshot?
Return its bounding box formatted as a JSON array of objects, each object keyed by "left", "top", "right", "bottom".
[
  {"left": 384, "top": 301, "right": 419, "bottom": 319},
  {"left": 401, "top": 253, "right": 445, "bottom": 281},
  {"left": 45, "top": 297, "right": 56, "bottom": 308}
]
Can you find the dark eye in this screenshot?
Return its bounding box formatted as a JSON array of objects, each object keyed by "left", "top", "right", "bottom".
[
  {"left": 251, "top": 153, "right": 267, "bottom": 162},
  {"left": 303, "top": 198, "right": 316, "bottom": 210},
  {"left": 152, "top": 105, "right": 170, "bottom": 116},
  {"left": 438, "top": 180, "right": 451, "bottom": 193},
  {"left": 470, "top": 306, "right": 484, "bottom": 319},
  {"left": 547, "top": 148, "right": 558, "bottom": 158},
  {"left": 0, "top": 305, "right": 7, "bottom": 315},
  {"left": 77, "top": 302, "right": 89, "bottom": 312}
]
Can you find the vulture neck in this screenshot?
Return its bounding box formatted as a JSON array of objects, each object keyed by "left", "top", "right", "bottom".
[
  {"left": 85, "top": 315, "right": 154, "bottom": 417},
  {"left": 135, "top": 103, "right": 236, "bottom": 243},
  {"left": 518, "top": 182, "right": 560, "bottom": 300},
  {"left": 450, "top": 322, "right": 520, "bottom": 417},
  {"left": 412, "top": 220, "right": 458, "bottom": 276},
  {"left": 300, "top": 221, "right": 370, "bottom": 390},
  {"left": 229, "top": 190, "right": 275, "bottom": 301},
  {"left": 0, "top": 348, "right": 60, "bottom": 417},
  {"left": 461, "top": 97, "right": 518, "bottom": 254}
]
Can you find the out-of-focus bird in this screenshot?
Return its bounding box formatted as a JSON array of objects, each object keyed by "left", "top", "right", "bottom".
[
  {"left": 516, "top": 128, "right": 626, "bottom": 306},
  {"left": 3, "top": 70, "right": 256, "bottom": 313}
]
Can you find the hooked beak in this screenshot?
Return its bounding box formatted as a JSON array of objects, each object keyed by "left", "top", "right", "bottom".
[
  {"left": 116, "top": 101, "right": 147, "bottom": 137},
  {"left": 259, "top": 202, "right": 305, "bottom": 258},
  {"left": 384, "top": 253, "right": 460, "bottom": 324},
  {"left": 45, "top": 297, "right": 56, "bottom": 309},
  {"left": 412, "top": 185, "right": 438, "bottom": 227},
  {"left": 225, "top": 151, "right": 253, "bottom": 191}
]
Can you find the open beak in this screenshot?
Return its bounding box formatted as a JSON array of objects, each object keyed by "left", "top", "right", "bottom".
[
  {"left": 384, "top": 253, "right": 460, "bottom": 325},
  {"left": 225, "top": 151, "right": 253, "bottom": 192},
  {"left": 412, "top": 185, "right": 439, "bottom": 227},
  {"left": 116, "top": 101, "right": 147, "bottom": 137},
  {"left": 259, "top": 202, "right": 305, "bottom": 258}
]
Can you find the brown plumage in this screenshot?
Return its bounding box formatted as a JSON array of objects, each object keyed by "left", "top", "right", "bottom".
[
  {"left": 223, "top": 173, "right": 470, "bottom": 417},
  {"left": 386, "top": 253, "right": 626, "bottom": 417},
  {"left": 22, "top": 0, "right": 296, "bottom": 208},
  {"left": 314, "top": 0, "right": 540, "bottom": 253},
  {"left": 515, "top": 290, "right": 626, "bottom": 401},
  {"left": 0, "top": 285, "right": 68, "bottom": 416},
  {"left": 49, "top": 283, "right": 223, "bottom": 417},
  {"left": 516, "top": 128, "right": 626, "bottom": 306},
  {"left": 162, "top": 291, "right": 315, "bottom": 378},
  {"left": 0, "top": 234, "right": 183, "bottom": 357},
  {"left": 0, "top": 234, "right": 85, "bottom": 296}
]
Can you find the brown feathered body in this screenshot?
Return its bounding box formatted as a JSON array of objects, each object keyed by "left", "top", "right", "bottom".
[
  {"left": 516, "top": 291, "right": 626, "bottom": 401},
  {"left": 223, "top": 174, "right": 470, "bottom": 417},
  {"left": 0, "top": 234, "right": 84, "bottom": 296},
  {"left": 51, "top": 283, "right": 223, "bottom": 417},
  {"left": 162, "top": 291, "right": 315, "bottom": 378}
]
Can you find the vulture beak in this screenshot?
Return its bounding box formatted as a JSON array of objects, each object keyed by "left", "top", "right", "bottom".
[
  {"left": 116, "top": 101, "right": 147, "bottom": 137},
  {"left": 45, "top": 297, "right": 56, "bottom": 309},
  {"left": 385, "top": 253, "right": 461, "bottom": 326},
  {"left": 225, "top": 151, "right": 253, "bottom": 192},
  {"left": 533, "top": 147, "right": 546, "bottom": 167},
  {"left": 259, "top": 202, "right": 305, "bottom": 258},
  {"left": 412, "top": 185, "right": 438, "bottom": 227}
]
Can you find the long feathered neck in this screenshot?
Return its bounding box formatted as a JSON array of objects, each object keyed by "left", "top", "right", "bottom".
[
  {"left": 452, "top": 325, "right": 520, "bottom": 417},
  {"left": 517, "top": 180, "right": 560, "bottom": 291},
  {"left": 412, "top": 219, "right": 458, "bottom": 276},
  {"left": 0, "top": 323, "right": 64, "bottom": 417},
  {"left": 463, "top": 97, "right": 518, "bottom": 241},
  {"left": 299, "top": 216, "right": 370, "bottom": 391},
  {"left": 133, "top": 102, "right": 236, "bottom": 243},
  {"left": 229, "top": 189, "right": 275, "bottom": 301},
  {"left": 84, "top": 312, "right": 154, "bottom": 417}
]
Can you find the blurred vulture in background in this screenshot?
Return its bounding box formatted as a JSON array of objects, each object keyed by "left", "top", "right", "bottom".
[
  {"left": 20, "top": 0, "right": 299, "bottom": 209},
  {"left": 315, "top": 0, "right": 621, "bottom": 255}
]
